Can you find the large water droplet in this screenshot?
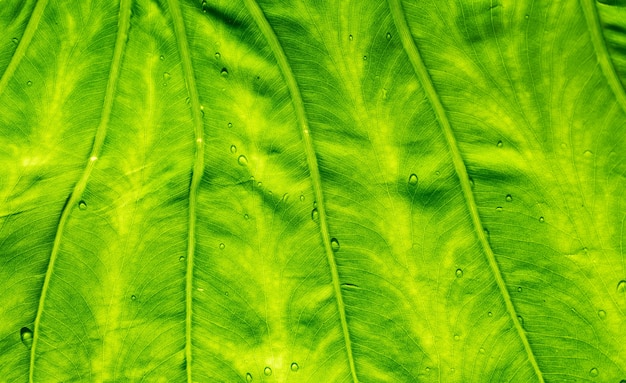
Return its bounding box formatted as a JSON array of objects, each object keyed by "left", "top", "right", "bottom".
[
  {"left": 597, "top": 310, "right": 606, "bottom": 319},
  {"left": 291, "top": 362, "right": 299, "bottom": 372},
  {"left": 220, "top": 68, "right": 229, "bottom": 77},
  {"left": 505, "top": 194, "right": 513, "bottom": 202},
  {"left": 230, "top": 145, "right": 237, "bottom": 153},
  {"left": 78, "top": 201, "right": 87, "bottom": 210},
  {"left": 246, "top": 372, "right": 253, "bottom": 382},
  {"left": 311, "top": 208, "right": 319, "bottom": 221},
  {"left": 617, "top": 280, "right": 626, "bottom": 293},
  {"left": 238, "top": 155, "right": 248, "bottom": 166},
  {"left": 408, "top": 174, "right": 418, "bottom": 186},
  {"left": 589, "top": 368, "right": 598, "bottom": 377},
  {"left": 264, "top": 367, "right": 272, "bottom": 376},
  {"left": 20, "top": 327, "right": 33, "bottom": 348},
  {"left": 455, "top": 269, "right": 463, "bottom": 278},
  {"left": 330, "top": 238, "right": 340, "bottom": 251}
]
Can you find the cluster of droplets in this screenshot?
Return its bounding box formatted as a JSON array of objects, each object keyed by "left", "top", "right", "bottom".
[{"left": 245, "top": 363, "right": 299, "bottom": 381}]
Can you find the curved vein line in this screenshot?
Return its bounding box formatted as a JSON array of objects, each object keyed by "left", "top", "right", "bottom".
[
  {"left": 580, "top": 0, "right": 626, "bottom": 113},
  {"left": 387, "top": 1, "right": 545, "bottom": 382},
  {"left": 242, "top": 1, "right": 358, "bottom": 381},
  {"left": 28, "top": 0, "right": 131, "bottom": 381},
  {"left": 0, "top": 0, "right": 48, "bottom": 96},
  {"left": 167, "top": 1, "right": 205, "bottom": 382}
]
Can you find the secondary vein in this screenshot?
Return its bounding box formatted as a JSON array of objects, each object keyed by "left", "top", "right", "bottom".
[
  {"left": 28, "top": 0, "right": 131, "bottom": 381},
  {"left": 243, "top": 1, "right": 359, "bottom": 381},
  {"left": 167, "top": 1, "right": 205, "bottom": 382},
  {"left": 387, "top": 1, "right": 545, "bottom": 381}
]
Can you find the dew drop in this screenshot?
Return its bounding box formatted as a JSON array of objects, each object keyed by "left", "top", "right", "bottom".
[
  {"left": 517, "top": 315, "right": 524, "bottom": 325},
  {"left": 244, "top": 214, "right": 249, "bottom": 220},
  {"left": 291, "top": 362, "right": 299, "bottom": 372},
  {"left": 201, "top": 0, "right": 208, "bottom": 12},
  {"left": 179, "top": 256, "right": 185, "bottom": 262},
  {"left": 479, "top": 347, "right": 485, "bottom": 354},
  {"left": 539, "top": 216, "right": 544, "bottom": 223},
  {"left": 228, "top": 122, "right": 233, "bottom": 128},
  {"left": 12, "top": 37, "right": 18, "bottom": 44},
  {"left": 299, "top": 194, "right": 305, "bottom": 202},
  {"left": 386, "top": 32, "right": 391, "bottom": 40},
  {"left": 27, "top": 81, "right": 32, "bottom": 86},
  {"left": 408, "top": 173, "right": 418, "bottom": 186},
  {"left": 496, "top": 206, "right": 503, "bottom": 212},
  {"left": 159, "top": 55, "right": 165, "bottom": 60},
  {"left": 185, "top": 97, "right": 190, "bottom": 104},
  {"left": 488, "top": 311, "right": 493, "bottom": 317},
  {"left": 330, "top": 238, "right": 340, "bottom": 251},
  {"left": 264, "top": 367, "right": 272, "bottom": 376},
  {"left": 237, "top": 155, "right": 248, "bottom": 166},
  {"left": 425, "top": 367, "right": 431, "bottom": 372},
  {"left": 497, "top": 140, "right": 503, "bottom": 148},
  {"left": 455, "top": 269, "right": 463, "bottom": 278},
  {"left": 20, "top": 327, "right": 33, "bottom": 349},
  {"left": 589, "top": 368, "right": 598, "bottom": 377},
  {"left": 246, "top": 372, "right": 253, "bottom": 382},
  {"left": 131, "top": 295, "right": 137, "bottom": 300},
  {"left": 597, "top": 310, "right": 606, "bottom": 319},
  {"left": 311, "top": 208, "right": 319, "bottom": 221},
  {"left": 349, "top": 34, "right": 353, "bottom": 41},
  {"left": 78, "top": 201, "right": 87, "bottom": 210},
  {"left": 363, "top": 55, "right": 367, "bottom": 60},
  {"left": 518, "top": 286, "right": 522, "bottom": 292},
  {"left": 505, "top": 194, "right": 513, "bottom": 202},
  {"left": 163, "top": 72, "right": 171, "bottom": 80},
  {"left": 525, "top": 14, "right": 529, "bottom": 19},
  {"left": 454, "top": 334, "right": 460, "bottom": 341},
  {"left": 219, "top": 243, "right": 225, "bottom": 250},
  {"left": 230, "top": 145, "right": 237, "bottom": 153},
  {"left": 617, "top": 280, "right": 626, "bottom": 293},
  {"left": 584, "top": 150, "right": 593, "bottom": 157},
  {"left": 220, "top": 67, "right": 229, "bottom": 77},
  {"left": 214, "top": 52, "right": 221, "bottom": 59}
]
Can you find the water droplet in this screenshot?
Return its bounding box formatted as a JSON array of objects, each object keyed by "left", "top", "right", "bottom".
[
  {"left": 363, "top": 55, "right": 367, "bottom": 60},
  {"left": 12, "top": 37, "right": 18, "bottom": 44},
  {"left": 589, "top": 368, "right": 598, "bottom": 377},
  {"left": 131, "top": 295, "right": 136, "bottom": 300},
  {"left": 479, "top": 347, "right": 485, "bottom": 354},
  {"left": 518, "top": 286, "right": 523, "bottom": 292},
  {"left": 539, "top": 216, "right": 544, "bottom": 223},
  {"left": 282, "top": 193, "right": 289, "bottom": 202},
  {"left": 311, "top": 208, "right": 319, "bottom": 221},
  {"left": 238, "top": 155, "right": 248, "bottom": 166},
  {"left": 257, "top": 182, "right": 262, "bottom": 188},
  {"left": 219, "top": 243, "right": 225, "bottom": 250},
  {"left": 179, "top": 256, "right": 185, "bottom": 262},
  {"left": 185, "top": 97, "right": 190, "bottom": 104},
  {"left": 214, "top": 52, "right": 220, "bottom": 59},
  {"left": 597, "top": 310, "right": 606, "bottom": 319},
  {"left": 27, "top": 81, "right": 32, "bottom": 86},
  {"left": 517, "top": 315, "right": 524, "bottom": 325},
  {"left": 264, "top": 367, "right": 272, "bottom": 376},
  {"left": 497, "top": 140, "right": 503, "bottom": 147},
  {"left": 299, "top": 194, "right": 305, "bottom": 202},
  {"left": 20, "top": 327, "right": 33, "bottom": 348},
  {"left": 201, "top": 0, "right": 207, "bottom": 12},
  {"left": 496, "top": 206, "right": 503, "bottom": 212},
  {"left": 525, "top": 14, "right": 529, "bottom": 19},
  {"left": 505, "top": 194, "right": 513, "bottom": 202},
  {"left": 159, "top": 55, "right": 165, "bottom": 60},
  {"left": 227, "top": 122, "right": 233, "bottom": 128},
  {"left": 163, "top": 72, "right": 171, "bottom": 81},
  {"left": 246, "top": 372, "right": 253, "bottom": 382},
  {"left": 584, "top": 150, "right": 593, "bottom": 157},
  {"left": 617, "top": 280, "right": 626, "bottom": 293},
  {"left": 382, "top": 88, "right": 388, "bottom": 100},
  {"left": 220, "top": 68, "right": 229, "bottom": 76},
  {"left": 230, "top": 145, "right": 237, "bottom": 153},
  {"left": 469, "top": 177, "right": 475, "bottom": 188},
  {"left": 197, "top": 287, "right": 205, "bottom": 292},
  {"left": 408, "top": 173, "right": 418, "bottom": 186},
  {"left": 454, "top": 334, "right": 460, "bottom": 341},
  {"left": 291, "top": 362, "right": 299, "bottom": 372},
  {"left": 488, "top": 311, "right": 493, "bottom": 317},
  {"left": 349, "top": 34, "right": 353, "bottom": 41},
  {"left": 330, "top": 238, "right": 340, "bottom": 251},
  {"left": 386, "top": 32, "right": 391, "bottom": 40},
  {"left": 78, "top": 201, "right": 87, "bottom": 210},
  {"left": 244, "top": 214, "right": 249, "bottom": 220},
  {"left": 425, "top": 367, "right": 430, "bottom": 372},
  {"left": 455, "top": 269, "right": 463, "bottom": 278},
  {"left": 435, "top": 171, "right": 440, "bottom": 176}
]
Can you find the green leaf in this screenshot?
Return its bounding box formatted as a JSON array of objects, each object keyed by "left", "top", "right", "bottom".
[{"left": 1, "top": 0, "right": 626, "bottom": 382}]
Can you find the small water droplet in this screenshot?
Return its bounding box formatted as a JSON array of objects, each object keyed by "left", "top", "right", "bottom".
[
  {"left": 244, "top": 214, "right": 249, "bottom": 220},
  {"left": 282, "top": 193, "right": 289, "bottom": 202},
  {"left": 179, "top": 256, "right": 185, "bottom": 262},
  {"left": 246, "top": 372, "right": 253, "bottom": 382},
  {"left": 12, "top": 37, "right": 18, "bottom": 44},
  {"left": 435, "top": 171, "right": 440, "bottom": 176},
  {"left": 597, "top": 310, "right": 606, "bottom": 319},
  {"left": 479, "top": 347, "right": 485, "bottom": 354},
  {"left": 131, "top": 295, "right": 136, "bottom": 300},
  {"left": 201, "top": 0, "right": 207, "bottom": 12},
  {"left": 589, "top": 368, "right": 598, "bottom": 377},
  {"left": 539, "top": 216, "right": 544, "bottom": 222},
  {"left": 525, "top": 14, "right": 529, "bottom": 19},
  {"left": 214, "top": 52, "right": 220, "bottom": 59},
  {"left": 517, "top": 315, "right": 524, "bottom": 325},
  {"left": 197, "top": 287, "right": 205, "bottom": 292},
  {"left": 363, "top": 55, "right": 367, "bottom": 60},
  {"left": 27, "top": 81, "right": 32, "bottom": 86},
  {"left": 163, "top": 72, "right": 171, "bottom": 81},
  {"left": 220, "top": 67, "right": 229, "bottom": 76},
  {"left": 425, "top": 367, "right": 430, "bottom": 372},
  {"left": 505, "top": 194, "right": 513, "bottom": 202},
  {"left": 78, "top": 201, "right": 87, "bottom": 210},
  {"left": 291, "top": 362, "right": 299, "bottom": 372},
  {"left": 349, "top": 34, "right": 353, "bottom": 41},
  {"left": 228, "top": 122, "right": 233, "bottom": 128},
  {"left": 584, "top": 150, "right": 593, "bottom": 157},
  {"left": 617, "top": 280, "right": 626, "bottom": 293},
  {"left": 159, "top": 55, "right": 165, "bottom": 60},
  {"left": 454, "top": 334, "right": 460, "bottom": 341},
  {"left": 386, "top": 32, "right": 391, "bottom": 40},
  {"left": 469, "top": 177, "right": 475, "bottom": 188},
  {"left": 185, "top": 97, "right": 190, "bottom": 104},
  {"left": 497, "top": 140, "right": 503, "bottom": 147},
  {"left": 455, "top": 269, "right": 463, "bottom": 278},
  {"left": 219, "top": 243, "right": 225, "bottom": 250},
  {"left": 496, "top": 206, "right": 503, "bottom": 212},
  {"left": 408, "top": 173, "right": 418, "bottom": 186},
  {"left": 517, "top": 286, "right": 523, "bottom": 292},
  {"left": 20, "top": 327, "right": 33, "bottom": 348},
  {"left": 264, "top": 367, "right": 272, "bottom": 376},
  {"left": 488, "top": 311, "right": 493, "bottom": 317},
  {"left": 311, "top": 208, "right": 319, "bottom": 221},
  {"left": 257, "top": 182, "right": 262, "bottom": 188},
  {"left": 230, "top": 145, "right": 237, "bottom": 153},
  {"left": 330, "top": 238, "right": 340, "bottom": 251},
  {"left": 238, "top": 155, "right": 248, "bottom": 166},
  {"left": 299, "top": 194, "right": 305, "bottom": 202}
]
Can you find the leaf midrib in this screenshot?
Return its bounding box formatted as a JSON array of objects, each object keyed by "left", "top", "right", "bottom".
[
  {"left": 387, "top": 0, "right": 545, "bottom": 381},
  {"left": 28, "top": 0, "right": 132, "bottom": 381},
  {"left": 243, "top": 0, "right": 359, "bottom": 382}
]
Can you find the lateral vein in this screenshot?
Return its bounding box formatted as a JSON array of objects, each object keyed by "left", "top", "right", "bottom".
[
  {"left": 387, "top": 1, "right": 545, "bottom": 381},
  {"left": 242, "top": 0, "right": 359, "bottom": 381},
  {"left": 28, "top": 0, "right": 131, "bottom": 381}
]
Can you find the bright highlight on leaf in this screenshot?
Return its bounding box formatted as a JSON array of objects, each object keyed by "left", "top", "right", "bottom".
[{"left": 1, "top": 0, "right": 626, "bottom": 382}]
